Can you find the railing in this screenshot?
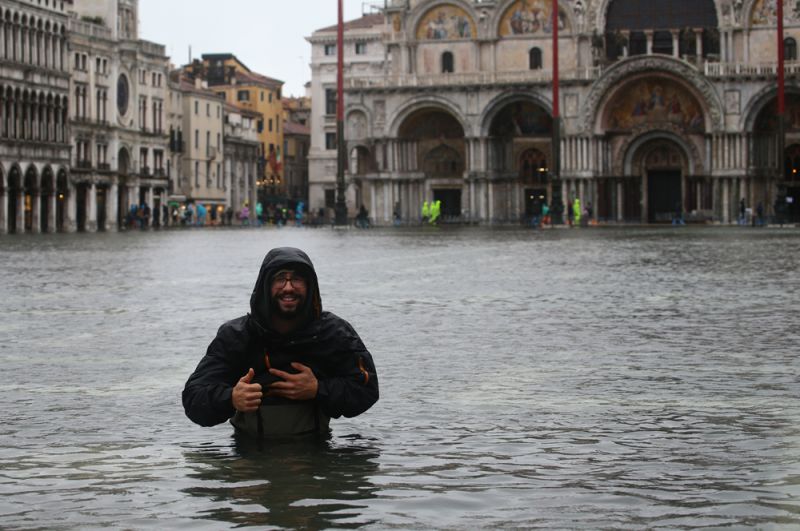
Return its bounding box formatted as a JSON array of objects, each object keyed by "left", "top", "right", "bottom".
[
  {"left": 139, "top": 40, "right": 166, "bottom": 57},
  {"left": 154, "top": 168, "right": 166, "bottom": 178},
  {"left": 345, "top": 67, "right": 602, "bottom": 89},
  {"left": 68, "top": 18, "right": 112, "bottom": 40},
  {"left": 704, "top": 61, "right": 800, "bottom": 77},
  {"left": 140, "top": 166, "right": 151, "bottom": 177},
  {"left": 98, "top": 163, "right": 111, "bottom": 171},
  {"left": 207, "top": 146, "right": 218, "bottom": 160},
  {"left": 76, "top": 160, "right": 92, "bottom": 170}
]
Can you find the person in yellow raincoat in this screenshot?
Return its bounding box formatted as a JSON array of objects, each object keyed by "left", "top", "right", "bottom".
[
  {"left": 430, "top": 200, "right": 441, "bottom": 225},
  {"left": 573, "top": 198, "right": 582, "bottom": 226},
  {"left": 421, "top": 201, "right": 430, "bottom": 225}
]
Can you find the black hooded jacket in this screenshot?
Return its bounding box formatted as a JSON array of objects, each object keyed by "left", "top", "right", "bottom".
[{"left": 182, "top": 247, "right": 379, "bottom": 431}]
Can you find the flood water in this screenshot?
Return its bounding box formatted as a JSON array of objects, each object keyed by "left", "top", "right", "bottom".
[{"left": 1, "top": 225, "right": 799, "bottom": 529}]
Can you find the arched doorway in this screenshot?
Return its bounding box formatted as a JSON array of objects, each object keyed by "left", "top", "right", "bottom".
[
  {"left": 40, "top": 166, "right": 54, "bottom": 233},
  {"left": 23, "top": 166, "right": 37, "bottom": 232},
  {"left": 349, "top": 146, "right": 373, "bottom": 177},
  {"left": 519, "top": 148, "right": 550, "bottom": 220},
  {"left": 75, "top": 181, "right": 88, "bottom": 232},
  {"left": 783, "top": 144, "right": 800, "bottom": 223},
  {"left": 7, "top": 166, "right": 20, "bottom": 234},
  {"left": 753, "top": 94, "right": 800, "bottom": 219},
  {"left": 487, "top": 99, "right": 553, "bottom": 222},
  {"left": 632, "top": 139, "right": 687, "bottom": 223},
  {"left": 398, "top": 108, "right": 466, "bottom": 221},
  {"left": 117, "top": 178, "right": 129, "bottom": 229},
  {"left": 424, "top": 144, "right": 464, "bottom": 219},
  {"left": 56, "top": 169, "right": 68, "bottom": 232}
]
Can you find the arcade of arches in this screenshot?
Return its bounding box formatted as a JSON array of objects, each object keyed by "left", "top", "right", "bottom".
[{"left": 350, "top": 79, "right": 794, "bottom": 224}]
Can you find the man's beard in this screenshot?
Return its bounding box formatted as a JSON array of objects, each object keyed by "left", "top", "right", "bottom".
[{"left": 270, "top": 293, "right": 306, "bottom": 319}]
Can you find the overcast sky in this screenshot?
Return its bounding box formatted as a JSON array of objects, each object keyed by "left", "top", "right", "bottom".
[{"left": 138, "top": 0, "right": 372, "bottom": 97}]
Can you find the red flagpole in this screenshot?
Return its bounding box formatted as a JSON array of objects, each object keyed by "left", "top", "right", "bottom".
[
  {"left": 552, "top": 0, "right": 561, "bottom": 189},
  {"left": 552, "top": 0, "right": 559, "bottom": 121},
  {"left": 335, "top": 0, "right": 347, "bottom": 225},
  {"left": 777, "top": 0, "right": 786, "bottom": 185},
  {"left": 778, "top": 0, "right": 785, "bottom": 116}
]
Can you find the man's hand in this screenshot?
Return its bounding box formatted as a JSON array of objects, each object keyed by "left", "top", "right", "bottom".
[
  {"left": 267, "top": 362, "right": 318, "bottom": 401},
  {"left": 232, "top": 368, "right": 262, "bottom": 412}
]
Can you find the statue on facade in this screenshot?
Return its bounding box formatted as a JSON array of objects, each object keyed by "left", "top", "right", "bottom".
[{"left": 573, "top": 0, "right": 585, "bottom": 31}]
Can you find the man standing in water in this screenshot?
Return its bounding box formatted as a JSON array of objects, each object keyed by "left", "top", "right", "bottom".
[{"left": 183, "top": 247, "right": 379, "bottom": 437}]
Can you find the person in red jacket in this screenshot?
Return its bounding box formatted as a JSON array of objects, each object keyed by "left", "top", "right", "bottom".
[{"left": 183, "top": 247, "right": 379, "bottom": 437}]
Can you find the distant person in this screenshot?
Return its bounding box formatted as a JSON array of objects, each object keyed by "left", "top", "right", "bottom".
[
  {"left": 240, "top": 203, "right": 250, "bottom": 226},
  {"left": 541, "top": 201, "right": 550, "bottom": 227},
  {"left": 182, "top": 247, "right": 379, "bottom": 437},
  {"left": 756, "top": 202, "right": 764, "bottom": 227},
  {"left": 356, "top": 205, "right": 370, "bottom": 228},
  {"left": 421, "top": 201, "right": 430, "bottom": 225},
  {"left": 573, "top": 198, "right": 582, "bottom": 227},
  {"left": 739, "top": 198, "right": 746, "bottom": 226}
]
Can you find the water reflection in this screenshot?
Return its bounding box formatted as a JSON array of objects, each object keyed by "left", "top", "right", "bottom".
[
  {"left": 1, "top": 227, "right": 799, "bottom": 528},
  {"left": 182, "top": 435, "right": 380, "bottom": 529}
]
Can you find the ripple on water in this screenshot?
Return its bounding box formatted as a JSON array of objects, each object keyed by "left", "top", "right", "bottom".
[{"left": 0, "top": 227, "right": 799, "bottom": 528}]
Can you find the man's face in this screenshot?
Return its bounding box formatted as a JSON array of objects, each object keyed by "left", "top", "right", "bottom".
[{"left": 269, "top": 269, "right": 308, "bottom": 319}]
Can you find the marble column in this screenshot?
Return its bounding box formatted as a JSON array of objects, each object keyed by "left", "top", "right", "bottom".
[
  {"left": 47, "top": 190, "right": 56, "bottom": 232},
  {"left": 66, "top": 182, "right": 76, "bottom": 232},
  {"left": 15, "top": 189, "right": 24, "bottom": 232},
  {"left": 108, "top": 182, "right": 118, "bottom": 231},
  {"left": 0, "top": 188, "right": 6, "bottom": 234},
  {"left": 617, "top": 180, "right": 624, "bottom": 222},
  {"left": 88, "top": 183, "right": 97, "bottom": 232}
]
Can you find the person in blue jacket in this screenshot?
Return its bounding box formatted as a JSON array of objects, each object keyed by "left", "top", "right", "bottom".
[{"left": 183, "top": 247, "right": 379, "bottom": 437}]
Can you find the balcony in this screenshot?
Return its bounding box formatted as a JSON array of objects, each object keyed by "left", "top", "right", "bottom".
[
  {"left": 207, "top": 146, "right": 218, "bottom": 160},
  {"left": 345, "top": 67, "right": 601, "bottom": 90},
  {"left": 703, "top": 61, "right": 800, "bottom": 78},
  {"left": 75, "top": 160, "right": 92, "bottom": 170},
  {"left": 154, "top": 168, "right": 166, "bottom": 178},
  {"left": 98, "top": 163, "right": 111, "bottom": 172},
  {"left": 140, "top": 166, "right": 151, "bottom": 177}
]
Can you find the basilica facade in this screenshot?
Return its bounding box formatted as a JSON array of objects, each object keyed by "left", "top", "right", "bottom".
[{"left": 309, "top": 0, "right": 800, "bottom": 225}]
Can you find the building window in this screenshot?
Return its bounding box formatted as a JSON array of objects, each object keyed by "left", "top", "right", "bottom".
[
  {"left": 355, "top": 42, "right": 367, "bottom": 55},
  {"left": 195, "top": 129, "right": 199, "bottom": 149},
  {"left": 195, "top": 101, "right": 199, "bottom": 115},
  {"left": 529, "top": 48, "right": 543, "bottom": 70},
  {"left": 324, "top": 44, "right": 336, "bottom": 56},
  {"left": 325, "top": 189, "right": 336, "bottom": 208},
  {"left": 269, "top": 119, "right": 273, "bottom": 132},
  {"left": 325, "top": 89, "right": 337, "bottom": 115},
  {"left": 442, "top": 52, "right": 454, "bottom": 73},
  {"left": 786, "top": 37, "right": 798, "bottom": 61},
  {"left": 237, "top": 90, "right": 250, "bottom": 102},
  {"left": 269, "top": 92, "right": 273, "bottom": 103},
  {"left": 207, "top": 103, "right": 210, "bottom": 116},
  {"left": 325, "top": 132, "right": 337, "bottom": 150}
]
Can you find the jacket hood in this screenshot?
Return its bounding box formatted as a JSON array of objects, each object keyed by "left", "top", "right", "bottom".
[{"left": 249, "top": 247, "right": 322, "bottom": 333}]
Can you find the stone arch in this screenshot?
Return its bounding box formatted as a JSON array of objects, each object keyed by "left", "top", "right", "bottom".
[
  {"left": 492, "top": 0, "right": 574, "bottom": 39},
  {"left": 409, "top": 0, "right": 478, "bottom": 41},
  {"left": 23, "top": 163, "right": 39, "bottom": 190},
  {"left": 742, "top": 84, "right": 800, "bottom": 132},
  {"left": 584, "top": 56, "right": 723, "bottom": 133},
  {"left": 349, "top": 144, "right": 375, "bottom": 176},
  {"left": 346, "top": 108, "right": 370, "bottom": 141},
  {"left": 388, "top": 96, "right": 468, "bottom": 138},
  {"left": 423, "top": 143, "right": 464, "bottom": 176},
  {"left": 619, "top": 127, "right": 702, "bottom": 176},
  {"left": 118, "top": 146, "right": 131, "bottom": 176},
  {"left": 480, "top": 90, "right": 553, "bottom": 136}
]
